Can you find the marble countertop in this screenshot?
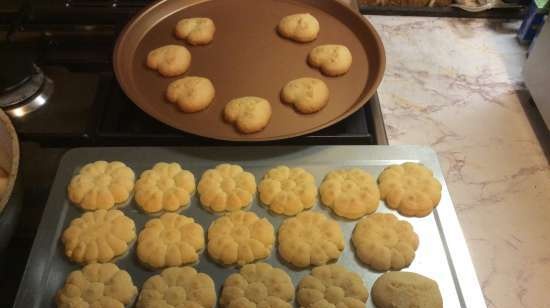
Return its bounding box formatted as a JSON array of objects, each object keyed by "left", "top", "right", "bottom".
[{"left": 367, "top": 16, "right": 550, "bottom": 308}]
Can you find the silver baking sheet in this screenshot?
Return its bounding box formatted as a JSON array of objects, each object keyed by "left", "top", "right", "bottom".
[{"left": 14, "top": 146, "right": 486, "bottom": 308}]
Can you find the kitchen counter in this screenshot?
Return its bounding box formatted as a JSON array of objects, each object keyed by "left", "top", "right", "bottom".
[{"left": 368, "top": 16, "right": 550, "bottom": 308}]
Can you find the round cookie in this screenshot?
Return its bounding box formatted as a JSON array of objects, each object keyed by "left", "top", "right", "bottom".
[
  {"left": 56, "top": 263, "right": 138, "bottom": 308},
  {"left": 137, "top": 266, "right": 216, "bottom": 308},
  {"left": 207, "top": 211, "right": 275, "bottom": 266},
  {"left": 278, "top": 211, "right": 344, "bottom": 267},
  {"left": 378, "top": 162, "right": 442, "bottom": 217},
  {"left": 319, "top": 168, "right": 380, "bottom": 219},
  {"left": 258, "top": 165, "right": 317, "bottom": 216},
  {"left": 62, "top": 209, "right": 136, "bottom": 264},
  {"left": 277, "top": 13, "right": 320, "bottom": 43},
  {"left": 68, "top": 161, "right": 135, "bottom": 210},
  {"left": 220, "top": 263, "right": 294, "bottom": 308},
  {"left": 281, "top": 78, "right": 329, "bottom": 114},
  {"left": 297, "top": 264, "right": 369, "bottom": 308},
  {"left": 308, "top": 44, "right": 352, "bottom": 76},
  {"left": 135, "top": 162, "right": 195, "bottom": 214},
  {"left": 166, "top": 77, "right": 215, "bottom": 113},
  {"left": 372, "top": 271, "right": 443, "bottom": 308},
  {"left": 146, "top": 45, "right": 191, "bottom": 77},
  {"left": 175, "top": 17, "right": 216, "bottom": 45},
  {"left": 224, "top": 96, "right": 272, "bottom": 134},
  {"left": 137, "top": 213, "right": 204, "bottom": 269},
  {"left": 197, "top": 163, "right": 256, "bottom": 213},
  {"left": 352, "top": 213, "right": 419, "bottom": 271}
]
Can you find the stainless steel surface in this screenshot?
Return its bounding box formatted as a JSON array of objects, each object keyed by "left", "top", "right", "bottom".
[
  {"left": 14, "top": 146, "right": 485, "bottom": 308},
  {"left": 5, "top": 77, "right": 54, "bottom": 118},
  {"left": 525, "top": 21, "right": 550, "bottom": 130}
]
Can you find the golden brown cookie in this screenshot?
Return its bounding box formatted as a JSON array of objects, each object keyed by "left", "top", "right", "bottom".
[
  {"left": 352, "top": 213, "right": 419, "bottom": 271},
  {"left": 62, "top": 209, "right": 136, "bottom": 264},
  {"left": 308, "top": 44, "right": 352, "bottom": 76},
  {"left": 278, "top": 211, "right": 344, "bottom": 267},
  {"left": 224, "top": 97, "right": 272, "bottom": 134},
  {"left": 197, "top": 163, "right": 256, "bottom": 213},
  {"left": 258, "top": 165, "right": 317, "bottom": 216},
  {"left": 56, "top": 263, "right": 138, "bottom": 308},
  {"left": 319, "top": 168, "right": 380, "bottom": 219},
  {"left": 378, "top": 162, "right": 442, "bottom": 217},
  {"left": 68, "top": 161, "right": 135, "bottom": 210},
  {"left": 137, "top": 267, "right": 216, "bottom": 308},
  {"left": 135, "top": 162, "right": 195, "bottom": 214},
  {"left": 166, "top": 77, "right": 215, "bottom": 113},
  {"left": 146, "top": 45, "right": 191, "bottom": 77},
  {"left": 207, "top": 211, "right": 275, "bottom": 266},
  {"left": 277, "top": 13, "right": 320, "bottom": 43},
  {"left": 297, "top": 264, "right": 369, "bottom": 308},
  {"left": 175, "top": 17, "right": 215, "bottom": 45},
  {"left": 220, "top": 263, "right": 294, "bottom": 308},
  {"left": 137, "top": 213, "right": 204, "bottom": 269},
  {"left": 281, "top": 78, "right": 329, "bottom": 114},
  {"left": 372, "top": 271, "right": 443, "bottom": 308}
]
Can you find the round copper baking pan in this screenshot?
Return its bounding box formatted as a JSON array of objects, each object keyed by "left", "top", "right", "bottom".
[{"left": 114, "top": 0, "right": 385, "bottom": 141}]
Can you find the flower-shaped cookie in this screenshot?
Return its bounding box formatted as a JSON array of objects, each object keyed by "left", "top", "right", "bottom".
[
  {"left": 198, "top": 164, "right": 256, "bottom": 213},
  {"left": 68, "top": 161, "right": 135, "bottom": 211},
  {"left": 220, "top": 263, "right": 294, "bottom": 308},
  {"left": 56, "top": 263, "right": 138, "bottom": 308},
  {"left": 207, "top": 211, "right": 275, "bottom": 266},
  {"left": 175, "top": 17, "right": 216, "bottom": 45},
  {"left": 137, "top": 213, "right": 204, "bottom": 269},
  {"left": 137, "top": 267, "right": 216, "bottom": 308},
  {"left": 224, "top": 96, "right": 272, "bottom": 134},
  {"left": 135, "top": 162, "right": 195, "bottom": 214},
  {"left": 352, "top": 213, "right": 419, "bottom": 271},
  {"left": 378, "top": 162, "right": 442, "bottom": 217},
  {"left": 319, "top": 168, "right": 380, "bottom": 219},
  {"left": 62, "top": 209, "right": 136, "bottom": 264},
  {"left": 297, "top": 264, "right": 369, "bottom": 308},
  {"left": 278, "top": 211, "right": 344, "bottom": 267},
  {"left": 258, "top": 166, "right": 317, "bottom": 216}
]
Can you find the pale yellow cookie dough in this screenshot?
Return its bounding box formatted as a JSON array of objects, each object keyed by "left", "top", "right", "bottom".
[
  {"left": 258, "top": 165, "right": 317, "bottom": 216},
  {"left": 146, "top": 45, "right": 191, "bottom": 77},
  {"left": 352, "top": 213, "right": 419, "bottom": 271},
  {"left": 220, "top": 262, "right": 294, "bottom": 308},
  {"left": 166, "top": 76, "right": 215, "bottom": 113},
  {"left": 62, "top": 209, "right": 136, "bottom": 264},
  {"left": 224, "top": 96, "right": 272, "bottom": 134},
  {"left": 378, "top": 162, "right": 442, "bottom": 217},
  {"left": 135, "top": 162, "right": 195, "bottom": 214},
  {"left": 175, "top": 17, "right": 215, "bottom": 45},
  {"left": 137, "top": 213, "right": 204, "bottom": 269},
  {"left": 297, "top": 264, "right": 369, "bottom": 308},
  {"left": 277, "top": 13, "right": 320, "bottom": 43},
  {"left": 137, "top": 266, "right": 216, "bottom": 308},
  {"left": 319, "top": 168, "right": 380, "bottom": 219},
  {"left": 207, "top": 211, "right": 274, "bottom": 266},
  {"left": 308, "top": 44, "right": 352, "bottom": 76},
  {"left": 278, "top": 211, "right": 344, "bottom": 267},
  {"left": 281, "top": 77, "right": 329, "bottom": 114},
  {"left": 372, "top": 271, "right": 443, "bottom": 308},
  {"left": 68, "top": 161, "right": 135, "bottom": 210},
  {"left": 56, "top": 263, "right": 138, "bottom": 308},
  {"left": 197, "top": 163, "right": 256, "bottom": 213}
]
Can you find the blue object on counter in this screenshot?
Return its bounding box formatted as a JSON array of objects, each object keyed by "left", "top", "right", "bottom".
[{"left": 518, "top": 0, "right": 548, "bottom": 44}]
